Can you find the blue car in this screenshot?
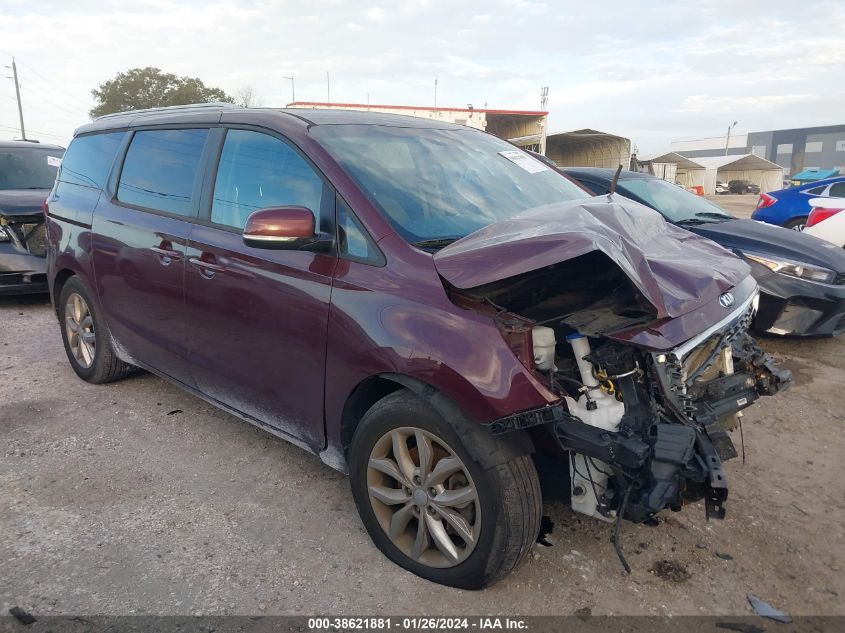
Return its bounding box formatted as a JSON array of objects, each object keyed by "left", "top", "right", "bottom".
[{"left": 752, "top": 176, "right": 845, "bottom": 231}]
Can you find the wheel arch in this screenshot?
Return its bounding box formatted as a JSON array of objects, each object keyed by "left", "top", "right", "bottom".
[
  {"left": 338, "top": 373, "right": 534, "bottom": 472},
  {"left": 52, "top": 268, "right": 78, "bottom": 319}
]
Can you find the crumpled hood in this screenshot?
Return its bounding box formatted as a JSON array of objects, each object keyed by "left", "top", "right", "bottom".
[
  {"left": 433, "top": 196, "right": 752, "bottom": 320},
  {"left": 0, "top": 189, "right": 50, "bottom": 219}
]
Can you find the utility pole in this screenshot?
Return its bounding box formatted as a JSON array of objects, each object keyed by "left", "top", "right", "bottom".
[
  {"left": 283, "top": 76, "right": 295, "bottom": 104},
  {"left": 326, "top": 71, "right": 330, "bottom": 103},
  {"left": 434, "top": 78, "right": 438, "bottom": 108},
  {"left": 12, "top": 57, "right": 26, "bottom": 140},
  {"left": 539, "top": 86, "right": 549, "bottom": 156},
  {"left": 725, "top": 121, "right": 737, "bottom": 156}
]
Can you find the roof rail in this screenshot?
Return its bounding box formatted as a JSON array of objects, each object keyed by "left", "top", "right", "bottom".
[{"left": 94, "top": 101, "right": 239, "bottom": 121}]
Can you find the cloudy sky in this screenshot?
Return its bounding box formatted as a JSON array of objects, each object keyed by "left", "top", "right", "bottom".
[{"left": 1, "top": 0, "right": 844, "bottom": 153}]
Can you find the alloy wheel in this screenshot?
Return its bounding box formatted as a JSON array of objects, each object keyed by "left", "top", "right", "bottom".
[
  {"left": 366, "top": 427, "right": 480, "bottom": 568},
  {"left": 65, "top": 292, "right": 96, "bottom": 368}
]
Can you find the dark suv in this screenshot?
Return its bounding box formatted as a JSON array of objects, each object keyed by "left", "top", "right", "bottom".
[
  {"left": 45, "top": 104, "right": 789, "bottom": 588},
  {"left": 729, "top": 179, "right": 760, "bottom": 194},
  {"left": 0, "top": 140, "right": 64, "bottom": 294}
]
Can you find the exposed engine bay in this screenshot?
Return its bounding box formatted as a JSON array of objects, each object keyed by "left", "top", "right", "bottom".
[{"left": 447, "top": 250, "right": 792, "bottom": 570}]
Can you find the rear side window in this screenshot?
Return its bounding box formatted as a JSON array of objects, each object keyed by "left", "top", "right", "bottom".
[
  {"left": 59, "top": 132, "right": 125, "bottom": 189},
  {"left": 804, "top": 185, "right": 827, "bottom": 195},
  {"left": 829, "top": 182, "right": 845, "bottom": 198},
  {"left": 210, "top": 129, "right": 324, "bottom": 229},
  {"left": 117, "top": 129, "right": 208, "bottom": 216}
]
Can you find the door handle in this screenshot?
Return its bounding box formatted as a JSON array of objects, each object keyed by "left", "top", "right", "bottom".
[
  {"left": 150, "top": 245, "right": 181, "bottom": 265},
  {"left": 188, "top": 257, "right": 225, "bottom": 278}
]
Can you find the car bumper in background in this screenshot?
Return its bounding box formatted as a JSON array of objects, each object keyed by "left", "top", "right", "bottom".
[
  {"left": 751, "top": 266, "right": 845, "bottom": 337},
  {"left": 0, "top": 244, "right": 48, "bottom": 295}
]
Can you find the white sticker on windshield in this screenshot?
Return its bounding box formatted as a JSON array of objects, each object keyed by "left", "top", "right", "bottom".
[
  {"left": 47, "top": 155, "right": 62, "bottom": 167},
  {"left": 498, "top": 150, "right": 548, "bottom": 174}
]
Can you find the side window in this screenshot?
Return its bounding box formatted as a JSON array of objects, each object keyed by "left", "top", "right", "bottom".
[
  {"left": 828, "top": 182, "right": 845, "bottom": 198},
  {"left": 117, "top": 129, "right": 208, "bottom": 216},
  {"left": 59, "top": 132, "right": 125, "bottom": 189},
  {"left": 804, "top": 185, "right": 827, "bottom": 195},
  {"left": 211, "top": 129, "right": 324, "bottom": 229},
  {"left": 337, "top": 196, "right": 384, "bottom": 265}
]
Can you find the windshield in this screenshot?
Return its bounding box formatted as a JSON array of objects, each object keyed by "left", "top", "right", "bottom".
[
  {"left": 618, "top": 177, "right": 732, "bottom": 223},
  {"left": 0, "top": 147, "right": 63, "bottom": 190},
  {"left": 312, "top": 125, "right": 589, "bottom": 245}
]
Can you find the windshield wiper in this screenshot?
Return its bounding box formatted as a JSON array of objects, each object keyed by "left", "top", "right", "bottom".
[
  {"left": 412, "top": 237, "right": 462, "bottom": 251},
  {"left": 676, "top": 218, "right": 707, "bottom": 225},
  {"left": 694, "top": 212, "right": 732, "bottom": 220}
]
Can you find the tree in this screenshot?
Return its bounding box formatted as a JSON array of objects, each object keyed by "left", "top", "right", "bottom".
[
  {"left": 235, "top": 85, "right": 261, "bottom": 108},
  {"left": 90, "top": 67, "right": 233, "bottom": 117}
]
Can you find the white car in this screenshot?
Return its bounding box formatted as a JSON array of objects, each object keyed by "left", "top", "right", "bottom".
[
  {"left": 715, "top": 181, "right": 729, "bottom": 194},
  {"left": 804, "top": 197, "right": 845, "bottom": 248}
]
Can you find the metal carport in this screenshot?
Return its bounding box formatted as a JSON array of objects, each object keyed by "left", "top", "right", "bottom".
[{"left": 544, "top": 129, "right": 631, "bottom": 168}]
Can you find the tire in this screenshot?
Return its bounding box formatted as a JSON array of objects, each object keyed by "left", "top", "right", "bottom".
[
  {"left": 58, "top": 276, "right": 132, "bottom": 384},
  {"left": 784, "top": 217, "right": 807, "bottom": 231},
  {"left": 349, "top": 389, "right": 541, "bottom": 589}
]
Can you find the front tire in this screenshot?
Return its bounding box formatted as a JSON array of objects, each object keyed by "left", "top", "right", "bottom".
[
  {"left": 59, "top": 276, "right": 132, "bottom": 383},
  {"left": 349, "top": 390, "right": 541, "bottom": 589}
]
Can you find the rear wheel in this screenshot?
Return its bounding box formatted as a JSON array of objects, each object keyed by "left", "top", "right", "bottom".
[
  {"left": 349, "top": 390, "right": 541, "bottom": 589},
  {"left": 59, "top": 276, "right": 132, "bottom": 383},
  {"left": 785, "top": 217, "right": 807, "bottom": 231}
]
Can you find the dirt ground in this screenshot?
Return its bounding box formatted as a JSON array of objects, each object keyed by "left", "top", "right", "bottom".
[{"left": 1, "top": 290, "right": 843, "bottom": 617}]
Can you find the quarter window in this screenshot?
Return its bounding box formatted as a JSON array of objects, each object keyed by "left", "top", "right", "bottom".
[
  {"left": 829, "top": 182, "right": 845, "bottom": 198},
  {"left": 337, "top": 196, "right": 383, "bottom": 265},
  {"left": 211, "top": 129, "right": 324, "bottom": 229},
  {"left": 117, "top": 129, "right": 208, "bottom": 216},
  {"left": 59, "top": 132, "right": 125, "bottom": 189}
]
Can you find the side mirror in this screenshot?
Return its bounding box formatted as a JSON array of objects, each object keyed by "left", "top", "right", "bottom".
[{"left": 243, "top": 206, "right": 317, "bottom": 250}]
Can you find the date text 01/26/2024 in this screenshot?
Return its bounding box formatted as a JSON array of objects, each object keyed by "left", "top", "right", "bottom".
[{"left": 308, "top": 617, "right": 528, "bottom": 630}]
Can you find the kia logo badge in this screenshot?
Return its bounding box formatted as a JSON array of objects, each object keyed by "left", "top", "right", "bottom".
[{"left": 719, "top": 292, "right": 735, "bottom": 308}]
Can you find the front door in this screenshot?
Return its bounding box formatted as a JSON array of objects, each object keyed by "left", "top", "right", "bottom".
[
  {"left": 184, "top": 128, "right": 336, "bottom": 447},
  {"left": 92, "top": 128, "right": 210, "bottom": 384}
]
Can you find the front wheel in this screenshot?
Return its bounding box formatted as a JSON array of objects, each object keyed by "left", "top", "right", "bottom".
[{"left": 349, "top": 390, "right": 541, "bottom": 589}]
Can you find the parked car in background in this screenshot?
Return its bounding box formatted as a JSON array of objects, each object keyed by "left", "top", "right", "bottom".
[
  {"left": 804, "top": 197, "right": 845, "bottom": 248},
  {"left": 0, "top": 140, "right": 64, "bottom": 294},
  {"left": 45, "top": 104, "right": 789, "bottom": 588},
  {"left": 715, "top": 181, "right": 729, "bottom": 194},
  {"left": 728, "top": 179, "right": 760, "bottom": 194},
  {"left": 753, "top": 176, "right": 845, "bottom": 231},
  {"left": 565, "top": 168, "right": 845, "bottom": 337}
]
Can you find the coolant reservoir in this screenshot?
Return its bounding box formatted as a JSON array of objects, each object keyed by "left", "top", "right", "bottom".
[
  {"left": 532, "top": 326, "right": 556, "bottom": 371},
  {"left": 565, "top": 333, "right": 625, "bottom": 521}
]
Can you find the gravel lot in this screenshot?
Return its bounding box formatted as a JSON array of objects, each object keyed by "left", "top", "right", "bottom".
[{"left": 2, "top": 204, "right": 843, "bottom": 616}]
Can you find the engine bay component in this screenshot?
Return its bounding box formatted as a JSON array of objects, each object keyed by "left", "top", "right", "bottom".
[{"left": 472, "top": 261, "right": 790, "bottom": 569}]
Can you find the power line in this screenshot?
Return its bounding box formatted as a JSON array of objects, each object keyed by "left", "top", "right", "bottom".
[
  {"left": 0, "top": 51, "right": 91, "bottom": 111},
  {"left": 0, "top": 124, "right": 68, "bottom": 142},
  {"left": 19, "top": 80, "right": 87, "bottom": 119}
]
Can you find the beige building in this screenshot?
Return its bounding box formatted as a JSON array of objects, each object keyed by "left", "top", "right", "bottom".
[{"left": 287, "top": 101, "right": 548, "bottom": 152}]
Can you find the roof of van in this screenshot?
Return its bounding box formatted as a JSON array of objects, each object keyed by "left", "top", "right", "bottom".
[{"left": 79, "top": 102, "right": 466, "bottom": 135}]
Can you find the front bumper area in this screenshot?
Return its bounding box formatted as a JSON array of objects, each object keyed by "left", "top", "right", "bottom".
[
  {"left": 0, "top": 219, "right": 48, "bottom": 295},
  {"left": 0, "top": 244, "right": 48, "bottom": 295},
  {"left": 752, "top": 267, "right": 845, "bottom": 337}
]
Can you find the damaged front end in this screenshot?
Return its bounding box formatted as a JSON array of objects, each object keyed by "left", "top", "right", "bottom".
[
  {"left": 0, "top": 210, "right": 50, "bottom": 294},
  {"left": 435, "top": 199, "right": 792, "bottom": 568}
]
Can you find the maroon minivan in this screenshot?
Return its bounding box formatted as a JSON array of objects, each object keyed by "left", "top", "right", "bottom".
[{"left": 45, "top": 104, "right": 789, "bottom": 588}]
